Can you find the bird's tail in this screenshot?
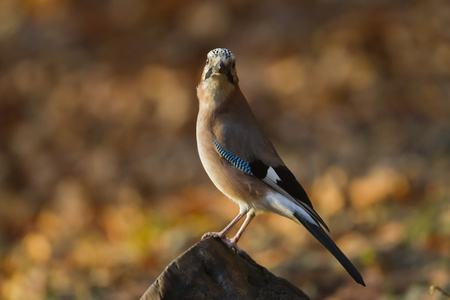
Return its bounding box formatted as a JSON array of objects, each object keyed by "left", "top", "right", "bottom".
[{"left": 293, "top": 211, "right": 366, "bottom": 286}]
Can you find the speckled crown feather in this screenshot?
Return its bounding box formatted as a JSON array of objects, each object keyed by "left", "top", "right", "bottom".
[{"left": 208, "top": 48, "right": 234, "bottom": 60}]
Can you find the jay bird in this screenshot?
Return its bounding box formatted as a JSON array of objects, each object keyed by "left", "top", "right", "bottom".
[{"left": 196, "top": 48, "right": 365, "bottom": 286}]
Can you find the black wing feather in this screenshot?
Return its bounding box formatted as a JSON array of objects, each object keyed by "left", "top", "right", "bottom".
[
  {"left": 249, "top": 160, "right": 329, "bottom": 232},
  {"left": 273, "top": 165, "right": 313, "bottom": 208}
]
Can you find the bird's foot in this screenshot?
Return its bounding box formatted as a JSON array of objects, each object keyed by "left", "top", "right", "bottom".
[
  {"left": 220, "top": 238, "right": 244, "bottom": 254},
  {"left": 202, "top": 232, "right": 244, "bottom": 254},
  {"left": 201, "top": 231, "right": 224, "bottom": 240}
]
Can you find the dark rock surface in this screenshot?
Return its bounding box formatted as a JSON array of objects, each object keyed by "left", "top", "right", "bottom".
[{"left": 141, "top": 238, "right": 309, "bottom": 300}]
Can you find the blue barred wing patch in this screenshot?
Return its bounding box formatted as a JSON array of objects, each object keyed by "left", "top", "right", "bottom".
[{"left": 213, "top": 138, "right": 254, "bottom": 175}]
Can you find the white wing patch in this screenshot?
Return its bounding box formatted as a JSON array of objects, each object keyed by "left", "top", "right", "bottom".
[
  {"left": 262, "top": 167, "right": 298, "bottom": 205},
  {"left": 265, "top": 167, "right": 281, "bottom": 184},
  {"left": 260, "top": 165, "right": 330, "bottom": 232}
]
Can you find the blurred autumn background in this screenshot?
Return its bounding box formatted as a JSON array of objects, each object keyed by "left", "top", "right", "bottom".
[{"left": 1, "top": 0, "right": 449, "bottom": 299}]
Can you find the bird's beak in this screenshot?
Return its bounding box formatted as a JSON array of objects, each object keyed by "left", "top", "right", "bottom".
[
  {"left": 213, "top": 61, "right": 227, "bottom": 75},
  {"left": 204, "top": 60, "right": 234, "bottom": 84}
]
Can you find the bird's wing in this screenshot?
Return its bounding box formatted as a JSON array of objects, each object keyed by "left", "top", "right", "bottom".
[
  {"left": 212, "top": 134, "right": 366, "bottom": 286},
  {"left": 212, "top": 134, "right": 329, "bottom": 232}
]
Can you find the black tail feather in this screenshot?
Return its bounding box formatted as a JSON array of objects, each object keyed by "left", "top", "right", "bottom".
[{"left": 294, "top": 212, "right": 366, "bottom": 286}]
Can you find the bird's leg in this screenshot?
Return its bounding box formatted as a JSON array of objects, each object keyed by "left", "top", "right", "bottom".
[
  {"left": 219, "top": 213, "right": 255, "bottom": 253},
  {"left": 202, "top": 213, "right": 244, "bottom": 240},
  {"left": 228, "top": 213, "right": 254, "bottom": 244}
]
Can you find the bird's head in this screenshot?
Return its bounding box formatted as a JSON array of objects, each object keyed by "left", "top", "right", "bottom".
[{"left": 201, "top": 48, "right": 239, "bottom": 86}]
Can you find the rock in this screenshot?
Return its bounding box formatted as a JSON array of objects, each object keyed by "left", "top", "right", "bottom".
[{"left": 141, "top": 237, "right": 309, "bottom": 300}]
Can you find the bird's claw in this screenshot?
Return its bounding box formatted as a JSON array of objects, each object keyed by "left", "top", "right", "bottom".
[
  {"left": 221, "top": 238, "right": 244, "bottom": 253},
  {"left": 201, "top": 233, "right": 244, "bottom": 254},
  {"left": 201, "top": 232, "right": 223, "bottom": 240}
]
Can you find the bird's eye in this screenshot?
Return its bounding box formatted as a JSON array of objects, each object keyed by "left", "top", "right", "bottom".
[{"left": 206, "top": 58, "right": 209, "bottom": 64}]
